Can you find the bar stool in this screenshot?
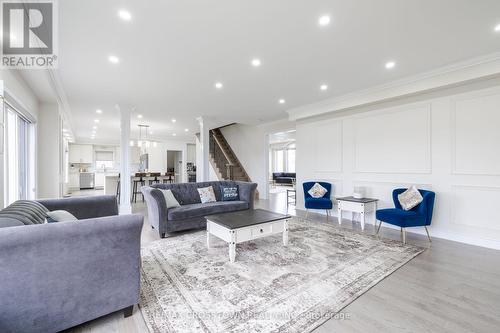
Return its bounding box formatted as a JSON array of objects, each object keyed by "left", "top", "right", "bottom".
[
  {"left": 131, "top": 173, "right": 146, "bottom": 203},
  {"left": 116, "top": 174, "right": 120, "bottom": 203},
  {"left": 149, "top": 172, "right": 161, "bottom": 185},
  {"left": 163, "top": 172, "right": 174, "bottom": 184}
]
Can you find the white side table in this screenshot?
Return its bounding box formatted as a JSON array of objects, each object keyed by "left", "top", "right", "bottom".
[{"left": 336, "top": 196, "right": 378, "bottom": 231}]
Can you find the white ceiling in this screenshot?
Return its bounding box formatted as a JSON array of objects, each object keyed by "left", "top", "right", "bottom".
[{"left": 24, "top": 0, "right": 500, "bottom": 142}]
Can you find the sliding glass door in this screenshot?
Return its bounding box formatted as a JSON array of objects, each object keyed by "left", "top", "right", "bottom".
[{"left": 3, "top": 103, "right": 35, "bottom": 206}]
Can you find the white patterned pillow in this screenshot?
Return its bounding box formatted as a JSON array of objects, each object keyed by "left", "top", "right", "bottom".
[
  {"left": 198, "top": 186, "right": 217, "bottom": 203},
  {"left": 308, "top": 183, "right": 328, "bottom": 198},
  {"left": 398, "top": 186, "right": 423, "bottom": 211}
]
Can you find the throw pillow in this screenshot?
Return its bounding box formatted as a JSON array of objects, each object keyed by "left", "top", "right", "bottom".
[
  {"left": 308, "top": 183, "right": 327, "bottom": 198},
  {"left": 159, "top": 189, "right": 181, "bottom": 209},
  {"left": 198, "top": 186, "right": 217, "bottom": 203},
  {"left": 46, "top": 210, "right": 78, "bottom": 223},
  {"left": 398, "top": 186, "right": 424, "bottom": 211},
  {"left": 221, "top": 186, "right": 239, "bottom": 201}
]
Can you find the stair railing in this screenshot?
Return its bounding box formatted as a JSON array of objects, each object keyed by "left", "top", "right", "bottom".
[{"left": 209, "top": 130, "right": 234, "bottom": 180}]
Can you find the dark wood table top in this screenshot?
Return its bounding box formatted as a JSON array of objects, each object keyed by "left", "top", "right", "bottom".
[
  {"left": 336, "top": 196, "right": 378, "bottom": 203},
  {"left": 205, "top": 209, "right": 291, "bottom": 229}
]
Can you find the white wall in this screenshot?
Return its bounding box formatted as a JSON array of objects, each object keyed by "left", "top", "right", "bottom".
[
  {"left": 221, "top": 124, "right": 267, "bottom": 198},
  {"left": 220, "top": 121, "right": 296, "bottom": 199},
  {"left": 37, "top": 103, "right": 61, "bottom": 198},
  {"left": 0, "top": 70, "right": 39, "bottom": 119},
  {"left": 296, "top": 82, "right": 500, "bottom": 250},
  {"left": 147, "top": 140, "right": 192, "bottom": 183}
]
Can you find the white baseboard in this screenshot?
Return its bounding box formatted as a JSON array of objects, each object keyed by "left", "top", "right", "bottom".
[{"left": 296, "top": 208, "right": 500, "bottom": 251}]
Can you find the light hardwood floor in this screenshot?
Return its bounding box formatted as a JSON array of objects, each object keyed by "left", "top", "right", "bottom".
[{"left": 64, "top": 192, "right": 500, "bottom": 333}]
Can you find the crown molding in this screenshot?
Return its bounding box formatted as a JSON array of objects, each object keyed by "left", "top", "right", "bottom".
[{"left": 287, "top": 52, "right": 500, "bottom": 121}]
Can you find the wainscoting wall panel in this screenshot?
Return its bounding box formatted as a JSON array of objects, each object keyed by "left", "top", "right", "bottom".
[
  {"left": 451, "top": 92, "right": 500, "bottom": 175},
  {"left": 451, "top": 185, "right": 500, "bottom": 231},
  {"left": 296, "top": 84, "right": 500, "bottom": 250},
  {"left": 352, "top": 180, "right": 433, "bottom": 209},
  {"left": 353, "top": 104, "right": 431, "bottom": 174},
  {"left": 315, "top": 119, "right": 343, "bottom": 173}
]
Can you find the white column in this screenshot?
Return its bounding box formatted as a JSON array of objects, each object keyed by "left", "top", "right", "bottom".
[
  {"left": 118, "top": 105, "right": 132, "bottom": 214},
  {"left": 196, "top": 116, "right": 211, "bottom": 182}
]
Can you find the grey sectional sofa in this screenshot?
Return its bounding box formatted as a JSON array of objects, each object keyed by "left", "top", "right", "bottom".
[
  {"left": 0, "top": 195, "right": 144, "bottom": 333},
  {"left": 142, "top": 181, "right": 257, "bottom": 238}
]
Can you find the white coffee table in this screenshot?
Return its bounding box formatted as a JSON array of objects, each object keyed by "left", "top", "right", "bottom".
[
  {"left": 205, "top": 209, "right": 291, "bottom": 262},
  {"left": 336, "top": 196, "right": 378, "bottom": 231}
]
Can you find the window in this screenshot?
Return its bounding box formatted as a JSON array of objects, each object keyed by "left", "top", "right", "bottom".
[
  {"left": 3, "top": 103, "right": 35, "bottom": 206},
  {"left": 287, "top": 149, "right": 295, "bottom": 172},
  {"left": 95, "top": 150, "right": 114, "bottom": 169},
  {"left": 275, "top": 150, "right": 284, "bottom": 172},
  {"left": 270, "top": 141, "right": 296, "bottom": 174}
]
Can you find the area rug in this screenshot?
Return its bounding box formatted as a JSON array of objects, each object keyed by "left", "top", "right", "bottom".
[{"left": 139, "top": 217, "right": 423, "bottom": 333}]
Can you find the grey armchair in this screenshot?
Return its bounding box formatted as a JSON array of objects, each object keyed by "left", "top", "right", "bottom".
[{"left": 0, "top": 195, "right": 144, "bottom": 333}]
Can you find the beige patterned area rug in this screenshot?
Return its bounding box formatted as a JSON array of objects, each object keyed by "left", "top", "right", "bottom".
[{"left": 140, "top": 217, "right": 423, "bottom": 333}]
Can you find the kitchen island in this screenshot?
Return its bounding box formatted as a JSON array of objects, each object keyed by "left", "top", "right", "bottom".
[
  {"left": 104, "top": 174, "right": 120, "bottom": 196},
  {"left": 104, "top": 173, "right": 178, "bottom": 196}
]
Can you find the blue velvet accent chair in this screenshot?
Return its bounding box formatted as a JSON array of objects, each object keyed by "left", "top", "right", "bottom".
[
  {"left": 376, "top": 188, "right": 435, "bottom": 244},
  {"left": 303, "top": 182, "right": 333, "bottom": 219}
]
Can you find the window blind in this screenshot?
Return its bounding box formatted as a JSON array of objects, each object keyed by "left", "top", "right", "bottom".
[{"left": 95, "top": 151, "right": 114, "bottom": 161}]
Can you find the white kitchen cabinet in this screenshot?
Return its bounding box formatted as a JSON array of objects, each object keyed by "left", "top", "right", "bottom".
[
  {"left": 95, "top": 172, "right": 105, "bottom": 188},
  {"left": 130, "top": 146, "right": 141, "bottom": 164},
  {"left": 68, "top": 172, "right": 79, "bottom": 189},
  {"left": 69, "top": 144, "right": 93, "bottom": 164}
]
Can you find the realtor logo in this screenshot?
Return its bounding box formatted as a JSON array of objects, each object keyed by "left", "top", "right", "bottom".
[{"left": 1, "top": 0, "right": 58, "bottom": 68}]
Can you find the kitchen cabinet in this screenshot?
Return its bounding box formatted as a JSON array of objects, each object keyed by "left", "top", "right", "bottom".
[
  {"left": 68, "top": 172, "right": 79, "bottom": 189},
  {"left": 104, "top": 146, "right": 140, "bottom": 165},
  {"left": 69, "top": 144, "right": 93, "bottom": 164},
  {"left": 95, "top": 172, "right": 105, "bottom": 188},
  {"left": 130, "top": 146, "right": 141, "bottom": 164}
]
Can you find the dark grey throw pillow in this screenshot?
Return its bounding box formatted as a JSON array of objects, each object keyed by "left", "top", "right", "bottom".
[{"left": 221, "top": 186, "right": 239, "bottom": 201}]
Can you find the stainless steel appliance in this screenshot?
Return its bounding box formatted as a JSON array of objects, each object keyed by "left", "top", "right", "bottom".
[{"left": 79, "top": 172, "right": 95, "bottom": 189}]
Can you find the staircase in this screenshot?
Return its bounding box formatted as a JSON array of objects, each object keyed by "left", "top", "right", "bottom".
[{"left": 209, "top": 128, "right": 259, "bottom": 198}]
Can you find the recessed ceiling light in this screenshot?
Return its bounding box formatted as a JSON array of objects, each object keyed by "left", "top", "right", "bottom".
[
  {"left": 279, "top": 99, "right": 286, "bottom": 104},
  {"left": 92, "top": 126, "right": 97, "bottom": 130},
  {"left": 172, "top": 133, "right": 177, "bottom": 137},
  {"left": 320, "top": 84, "right": 328, "bottom": 91},
  {"left": 118, "top": 9, "right": 132, "bottom": 21},
  {"left": 108, "top": 55, "right": 120, "bottom": 64},
  {"left": 94, "top": 119, "right": 100, "bottom": 123},
  {"left": 96, "top": 109, "right": 102, "bottom": 114},
  {"left": 171, "top": 118, "right": 176, "bottom": 123},
  {"left": 215, "top": 82, "right": 223, "bottom": 89},
  {"left": 137, "top": 114, "right": 143, "bottom": 119},
  {"left": 494, "top": 24, "right": 500, "bottom": 32},
  {"left": 318, "top": 15, "right": 331, "bottom": 26},
  {"left": 251, "top": 58, "right": 261, "bottom": 67},
  {"left": 62, "top": 128, "right": 68, "bottom": 132},
  {"left": 385, "top": 61, "right": 396, "bottom": 69},
  {"left": 184, "top": 128, "right": 189, "bottom": 132}
]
